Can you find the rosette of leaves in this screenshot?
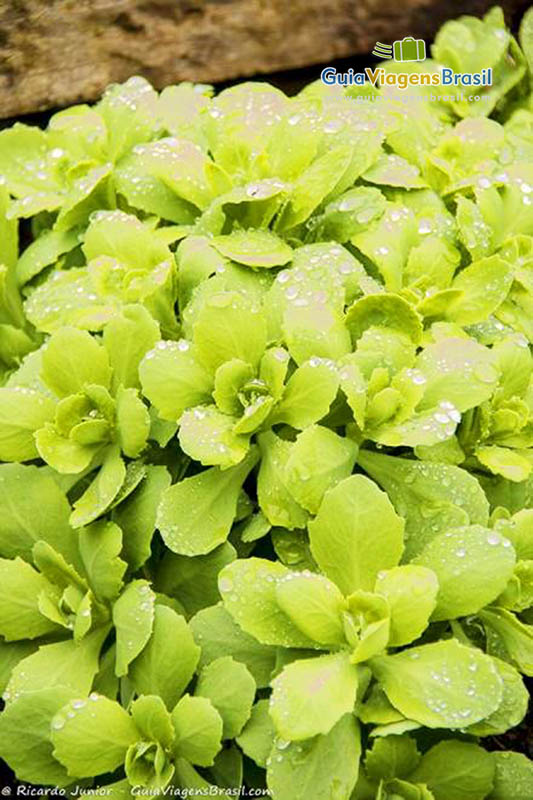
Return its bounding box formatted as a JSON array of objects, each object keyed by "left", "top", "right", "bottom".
[
  {"left": 209, "top": 473, "right": 527, "bottom": 800},
  {"left": 22, "top": 210, "right": 179, "bottom": 338},
  {"left": 0, "top": 304, "right": 160, "bottom": 528}
]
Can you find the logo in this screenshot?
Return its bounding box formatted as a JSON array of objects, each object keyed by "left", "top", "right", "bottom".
[{"left": 372, "top": 37, "right": 426, "bottom": 62}]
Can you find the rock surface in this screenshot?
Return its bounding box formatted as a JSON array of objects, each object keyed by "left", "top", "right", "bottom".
[{"left": 0, "top": 0, "right": 529, "bottom": 118}]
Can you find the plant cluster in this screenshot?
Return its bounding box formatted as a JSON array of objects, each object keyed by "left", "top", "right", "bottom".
[{"left": 1, "top": 6, "right": 533, "bottom": 799}]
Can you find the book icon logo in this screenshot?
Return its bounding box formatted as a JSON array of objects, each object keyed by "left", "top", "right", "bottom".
[{"left": 372, "top": 37, "right": 426, "bottom": 62}]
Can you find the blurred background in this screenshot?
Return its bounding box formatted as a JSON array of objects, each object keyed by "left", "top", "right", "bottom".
[{"left": 0, "top": 0, "right": 531, "bottom": 124}]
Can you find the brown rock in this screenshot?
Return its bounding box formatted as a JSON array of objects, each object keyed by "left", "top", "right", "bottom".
[{"left": 0, "top": 0, "right": 529, "bottom": 118}]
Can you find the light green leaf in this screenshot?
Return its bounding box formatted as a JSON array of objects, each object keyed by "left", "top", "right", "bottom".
[
  {"left": 275, "top": 571, "right": 346, "bottom": 645},
  {"left": 282, "top": 295, "right": 351, "bottom": 365},
  {"left": 0, "top": 557, "right": 61, "bottom": 641},
  {"left": 0, "top": 688, "right": 76, "bottom": 786},
  {"left": 308, "top": 475, "right": 404, "bottom": 595},
  {"left": 190, "top": 605, "right": 277, "bottom": 689},
  {"left": 364, "top": 735, "right": 420, "bottom": 781},
  {"left": 113, "top": 579, "right": 155, "bottom": 677},
  {"left": 193, "top": 291, "right": 267, "bottom": 373},
  {"left": 416, "top": 338, "right": 499, "bottom": 413},
  {"left": 112, "top": 464, "right": 171, "bottom": 570},
  {"left": 115, "top": 386, "right": 150, "bottom": 458},
  {"left": 257, "top": 432, "right": 308, "bottom": 529},
  {"left": 0, "top": 463, "right": 81, "bottom": 566},
  {"left": 157, "top": 449, "right": 258, "bottom": 556},
  {"left": 70, "top": 445, "right": 126, "bottom": 528},
  {"left": 78, "top": 520, "right": 127, "bottom": 602},
  {"left": 103, "top": 304, "right": 160, "bottom": 391},
  {"left": 156, "top": 542, "right": 236, "bottom": 619},
  {"left": 346, "top": 294, "right": 423, "bottom": 346},
  {"left": 139, "top": 340, "right": 213, "bottom": 422},
  {"left": 218, "top": 558, "right": 320, "bottom": 649},
  {"left": 266, "top": 714, "right": 361, "bottom": 800},
  {"left": 16, "top": 228, "right": 80, "bottom": 286},
  {"left": 236, "top": 699, "right": 275, "bottom": 769},
  {"left": 270, "top": 652, "right": 359, "bottom": 740},
  {"left": 271, "top": 360, "right": 339, "bottom": 429},
  {"left": 179, "top": 405, "right": 249, "bottom": 468},
  {"left": 410, "top": 740, "right": 495, "bottom": 800},
  {"left": 129, "top": 605, "right": 200, "bottom": 710},
  {"left": 285, "top": 425, "right": 357, "bottom": 514},
  {"left": 6, "top": 628, "right": 107, "bottom": 698},
  {"left": 212, "top": 230, "right": 292, "bottom": 268},
  {"left": 51, "top": 693, "right": 139, "bottom": 778},
  {"left": 359, "top": 451, "right": 489, "bottom": 559},
  {"left": 0, "top": 387, "right": 56, "bottom": 461},
  {"left": 488, "top": 751, "right": 533, "bottom": 800},
  {"left": 375, "top": 565, "right": 438, "bottom": 646},
  {"left": 172, "top": 694, "right": 223, "bottom": 767},
  {"left": 480, "top": 607, "right": 533, "bottom": 676},
  {"left": 195, "top": 655, "right": 256, "bottom": 739},
  {"left": 447, "top": 256, "right": 513, "bottom": 325},
  {"left": 41, "top": 327, "right": 112, "bottom": 398},
  {"left": 467, "top": 658, "right": 528, "bottom": 737},
  {"left": 414, "top": 525, "right": 516, "bottom": 621},
  {"left": 363, "top": 153, "right": 427, "bottom": 189},
  {"left": 371, "top": 639, "right": 503, "bottom": 729}
]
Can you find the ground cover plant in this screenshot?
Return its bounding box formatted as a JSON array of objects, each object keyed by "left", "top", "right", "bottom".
[{"left": 1, "top": 5, "right": 533, "bottom": 798}]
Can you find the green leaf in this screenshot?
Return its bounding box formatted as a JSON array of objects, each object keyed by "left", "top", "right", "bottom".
[
  {"left": 78, "top": 520, "right": 127, "bottom": 602},
  {"left": 0, "top": 387, "right": 56, "bottom": 461},
  {"left": 284, "top": 425, "right": 358, "bottom": 514},
  {"left": 178, "top": 405, "right": 249, "bottom": 468},
  {"left": 157, "top": 450, "right": 258, "bottom": 556},
  {"left": 375, "top": 565, "right": 438, "bottom": 646},
  {"left": 282, "top": 294, "right": 351, "bottom": 365},
  {"left": 195, "top": 655, "right": 256, "bottom": 739},
  {"left": 236, "top": 699, "right": 275, "bottom": 769},
  {"left": 266, "top": 714, "right": 361, "bottom": 800},
  {"left": 416, "top": 338, "right": 499, "bottom": 413},
  {"left": 308, "top": 475, "right": 404, "bottom": 595},
  {"left": 363, "top": 153, "right": 427, "bottom": 189},
  {"left": 0, "top": 463, "right": 81, "bottom": 566},
  {"left": 358, "top": 451, "right": 489, "bottom": 559},
  {"left": 115, "top": 386, "right": 150, "bottom": 458},
  {"left": 130, "top": 693, "right": 174, "bottom": 748},
  {"left": 270, "top": 652, "right": 359, "bottom": 740},
  {"left": 0, "top": 557, "right": 60, "bottom": 641},
  {"left": 414, "top": 525, "right": 516, "bottom": 621},
  {"left": 488, "top": 751, "right": 533, "bottom": 800},
  {"left": 139, "top": 339, "right": 213, "bottom": 422},
  {"left": 51, "top": 693, "right": 139, "bottom": 778},
  {"left": 257, "top": 432, "right": 309, "bottom": 529},
  {"left": 103, "top": 304, "right": 160, "bottom": 391},
  {"left": 129, "top": 605, "right": 200, "bottom": 710},
  {"left": 346, "top": 294, "right": 423, "bottom": 346},
  {"left": 193, "top": 291, "right": 267, "bottom": 373},
  {"left": 218, "top": 558, "right": 320, "bottom": 649},
  {"left": 447, "top": 256, "right": 513, "bottom": 325},
  {"left": 0, "top": 688, "right": 76, "bottom": 786},
  {"left": 212, "top": 230, "right": 292, "bottom": 268},
  {"left": 190, "top": 605, "right": 277, "bottom": 689},
  {"left": 6, "top": 628, "right": 107, "bottom": 698},
  {"left": 371, "top": 639, "right": 503, "bottom": 729},
  {"left": 70, "top": 445, "right": 126, "bottom": 528},
  {"left": 156, "top": 542, "right": 236, "bottom": 619},
  {"left": 275, "top": 571, "right": 346, "bottom": 645},
  {"left": 278, "top": 145, "right": 354, "bottom": 231},
  {"left": 466, "top": 658, "right": 528, "bottom": 737},
  {"left": 16, "top": 228, "right": 80, "bottom": 286},
  {"left": 364, "top": 735, "right": 420, "bottom": 781},
  {"left": 479, "top": 607, "right": 533, "bottom": 676},
  {"left": 112, "top": 464, "right": 171, "bottom": 570},
  {"left": 41, "top": 327, "right": 112, "bottom": 398},
  {"left": 113, "top": 579, "right": 155, "bottom": 677},
  {"left": 271, "top": 360, "right": 339, "bottom": 429},
  {"left": 171, "top": 694, "right": 223, "bottom": 767},
  {"left": 409, "top": 740, "right": 495, "bottom": 800}
]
